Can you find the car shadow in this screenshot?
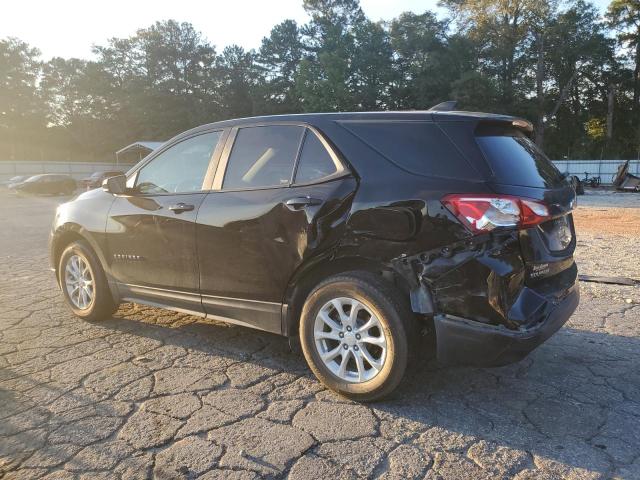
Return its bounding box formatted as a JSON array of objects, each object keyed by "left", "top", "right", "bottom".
[
  {"left": 2, "top": 306, "right": 637, "bottom": 476},
  {"left": 102, "top": 307, "right": 640, "bottom": 474}
]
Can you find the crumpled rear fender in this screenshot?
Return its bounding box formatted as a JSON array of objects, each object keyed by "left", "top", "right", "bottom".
[{"left": 391, "top": 231, "right": 546, "bottom": 330}]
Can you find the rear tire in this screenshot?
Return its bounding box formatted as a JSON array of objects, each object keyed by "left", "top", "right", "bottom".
[
  {"left": 299, "top": 271, "right": 413, "bottom": 402},
  {"left": 58, "top": 240, "right": 117, "bottom": 321}
]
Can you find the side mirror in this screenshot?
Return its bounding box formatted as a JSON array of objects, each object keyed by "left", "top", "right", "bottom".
[{"left": 102, "top": 174, "right": 127, "bottom": 195}]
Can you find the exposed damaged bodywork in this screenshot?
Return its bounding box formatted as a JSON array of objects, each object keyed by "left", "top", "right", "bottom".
[
  {"left": 390, "top": 220, "right": 579, "bottom": 366},
  {"left": 395, "top": 231, "right": 527, "bottom": 328}
]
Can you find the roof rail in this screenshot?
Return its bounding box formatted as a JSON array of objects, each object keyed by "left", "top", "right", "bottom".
[{"left": 428, "top": 101, "right": 458, "bottom": 112}]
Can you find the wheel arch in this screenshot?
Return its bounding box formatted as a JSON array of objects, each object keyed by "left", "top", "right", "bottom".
[
  {"left": 282, "top": 254, "right": 413, "bottom": 337},
  {"left": 51, "top": 224, "right": 111, "bottom": 285}
]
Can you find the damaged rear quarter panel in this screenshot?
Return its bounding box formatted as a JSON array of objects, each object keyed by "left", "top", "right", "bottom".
[
  {"left": 338, "top": 172, "right": 530, "bottom": 325},
  {"left": 340, "top": 179, "right": 541, "bottom": 330},
  {"left": 415, "top": 231, "right": 527, "bottom": 328}
]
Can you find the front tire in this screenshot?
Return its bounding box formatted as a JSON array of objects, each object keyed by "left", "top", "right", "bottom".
[
  {"left": 300, "top": 271, "right": 413, "bottom": 402},
  {"left": 58, "top": 241, "right": 117, "bottom": 321}
]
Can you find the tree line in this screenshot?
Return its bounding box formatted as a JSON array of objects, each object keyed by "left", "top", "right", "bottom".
[{"left": 2, "top": 0, "right": 640, "bottom": 162}]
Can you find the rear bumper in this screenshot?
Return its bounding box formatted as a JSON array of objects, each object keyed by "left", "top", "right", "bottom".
[{"left": 434, "top": 282, "right": 579, "bottom": 367}]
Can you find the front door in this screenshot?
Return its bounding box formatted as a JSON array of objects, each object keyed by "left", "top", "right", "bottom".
[
  {"left": 105, "top": 130, "right": 224, "bottom": 314},
  {"left": 196, "top": 124, "right": 355, "bottom": 333}
]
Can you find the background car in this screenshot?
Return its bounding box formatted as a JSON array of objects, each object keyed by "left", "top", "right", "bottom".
[
  {"left": 0, "top": 175, "right": 30, "bottom": 189},
  {"left": 11, "top": 174, "right": 76, "bottom": 195},
  {"left": 80, "top": 170, "right": 125, "bottom": 190}
]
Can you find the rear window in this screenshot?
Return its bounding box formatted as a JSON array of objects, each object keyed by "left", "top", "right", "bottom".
[
  {"left": 476, "top": 132, "right": 564, "bottom": 188},
  {"left": 341, "top": 121, "right": 478, "bottom": 179}
]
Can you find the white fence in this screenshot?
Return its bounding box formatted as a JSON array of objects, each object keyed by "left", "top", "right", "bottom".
[
  {"left": 552, "top": 160, "right": 640, "bottom": 185},
  {"left": 0, "top": 161, "right": 136, "bottom": 182}
]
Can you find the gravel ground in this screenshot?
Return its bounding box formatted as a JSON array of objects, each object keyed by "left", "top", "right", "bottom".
[
  {"left": 576, "top": 189, "right": 640, "bottom": 209},
  {"left": 0, "top": 191, "right": 639, "bottom": 480}
]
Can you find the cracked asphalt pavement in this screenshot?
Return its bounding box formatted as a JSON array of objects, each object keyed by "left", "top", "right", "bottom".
[{"left": 0, "top": 192, "right": 639, "bottom": 479}]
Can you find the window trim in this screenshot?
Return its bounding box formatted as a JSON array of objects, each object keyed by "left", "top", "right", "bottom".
[
  {"left": 211, "top": 121, "right": 349, "bottom": 192},
  {"left": 124, "top": 129, "right": 228, "bottom": 197}
]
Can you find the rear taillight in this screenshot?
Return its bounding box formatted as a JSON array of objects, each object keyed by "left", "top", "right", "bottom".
[{"left": 442, "top": 194, "right": 551, "bottom": 233}]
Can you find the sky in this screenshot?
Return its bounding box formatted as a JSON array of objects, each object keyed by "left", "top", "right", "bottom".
[{"left": 1, "top": 0, "right": 614, "bottom": 61}]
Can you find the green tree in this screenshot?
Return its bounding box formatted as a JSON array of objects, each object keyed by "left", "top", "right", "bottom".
[
  {"left": 0, "top": 0, "right": 634, "bottom": 162},
  {"left": 389, "top": 11, "right": 455, "bottom": 109},
  {"left": 440, "top": 0, "right": 550, "bottom": 108},
  {"left": 137, "top": 20, "right": 217, "bottom": 97},
  {"left": 540, "top": 1, "right": 615, "bottom": 154},
  {"left": 0, "top": 38, "right": 45, "bottom": 159},
  {"left": 91, "top": 21, "right": 222, "bottom": 151},
  {"left": 350, "top": 20, "right": 395, "bottom": 109},
  {"left": 451, "top": 71, "right": 500, "bottom": 111},
  {"left": 606, "top": 0, "right": 640, "bottom": 116},
  {"left": 218, "top": 45, "right": 259, "bottom": 118},
  {"left": 40, "top": 58, "right": 110, "bottom": 159},
  {"left": 296, "top": 0, "right": 365, "bottom": 111},
  {"left": 258, "top": 20, "right": 303, "bottom": 113}
]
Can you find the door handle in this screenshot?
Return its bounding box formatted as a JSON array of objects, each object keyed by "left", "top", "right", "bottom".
[
  {"left": 284, "top": 196, "right": 323, "bottom": 211},
  {"left": 168, "top": 203, "right": 195, "bottom": 214}
]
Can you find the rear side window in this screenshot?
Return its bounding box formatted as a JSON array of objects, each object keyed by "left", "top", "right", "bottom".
[
  {"left": 294, "top": 131, "right": 342, "bottom": 184},
  {"left": 476, "top": 133, "right": 564, "bottom": 188},
  {"left": 224, "top": 125, "right": 304, "bottom": 189},
  {"left": 341, "top": 121, "right": 477, "bottom": 179}
]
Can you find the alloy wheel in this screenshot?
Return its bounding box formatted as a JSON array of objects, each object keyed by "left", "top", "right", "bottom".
[
  {"left": 64, "top": 254, "right": 94, "bottom": 310},
  {"left": 313, "top": 297, "right": 388, "bottom": 383}
]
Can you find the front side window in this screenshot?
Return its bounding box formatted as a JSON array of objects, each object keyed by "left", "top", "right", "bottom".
[
  {"left": 136, "top": 132, "right": 221, "bottom": 194},
  {"left": 294, "top": 131, "right": 342, "bottom": 184},
  {"left": 223, "top": 125, "right": 304, "bottom": 189}
]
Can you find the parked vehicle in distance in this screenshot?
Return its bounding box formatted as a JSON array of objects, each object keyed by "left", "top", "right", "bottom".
[
  {"left": 50, "top": 107, "right": 579, "bottom": 401},
  {"left": 0, "top": 175, "right": 30, "bottom": 189},
  {"left": 80, "top": 171, "right": 125, "bottom": 190},
  {"left": 12, "top": 174, "right": 76, "bottom": 196}
]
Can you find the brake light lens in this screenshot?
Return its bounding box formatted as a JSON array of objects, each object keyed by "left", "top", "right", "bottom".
[{"left": 442, "top": 194, "right": 551, "bottom": 233}]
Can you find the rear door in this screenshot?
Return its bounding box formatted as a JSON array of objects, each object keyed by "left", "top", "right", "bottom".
[{"left": 196, "top": 123, "right": 355, "bottom": 333}]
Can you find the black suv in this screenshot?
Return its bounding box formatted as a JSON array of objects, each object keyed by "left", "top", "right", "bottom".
[{"left": 50, "top": 110, "right": 579, "bottom": 401}]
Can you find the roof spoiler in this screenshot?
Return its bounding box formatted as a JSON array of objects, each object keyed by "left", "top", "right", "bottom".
[
  {"left": 476, "top": 118, "right": 535, "bottom": 136},
  {"left": 511, "top": 119, "right": 534, "bottom": 133},
  {"left": 428, "top": 101, "right": 457, "bottom": 112}
]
